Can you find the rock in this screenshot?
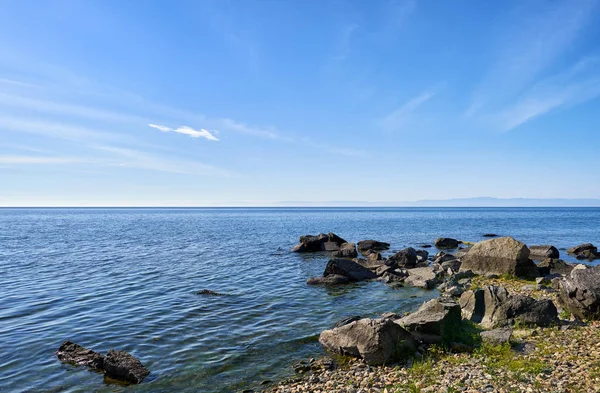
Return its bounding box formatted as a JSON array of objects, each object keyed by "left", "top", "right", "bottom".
[
  {"left": 388, "top": 247, "right": 417, "bottom": 268},
  {"left": 416, "top": 249, "right": 429, "bottom": 263},
  {"left": 538, "top": 259, "right": 574, "bottom": 275},
  {"left": 363, "top": 249, "right": 383, "bottom": 261},
  {"left": 536, "top": 274, "right": 562, "bottom": 285},
  {"left": 307, "top": 275, "right": 349, "bottom": 285},
  {"left": 291, "top": 233, "right": 347, "bottom": 252},
  {"left": 405, "top": 267, "right": 439, "bottom": 289},
  {"left": 572, "top": 264, "right": 588, "bottom": 271},
  {"left": 319, "top": 318, "right": 417, "bottom": 365},
  {"left": 455, "top": 248, "right": 471, "bottom": 259},
  {"left": 434, "top": 238, "right": 460, "bottom": 249},
  {"left": 103, "top": 349, "right": 149, "bottom": 384},
  {"left": 529, "top": 245, "right": 560, "bottom": 260},
  {"left": 355, "top": 258, "right": 385, "bottom": 270},
  {"left": 459, "top": 237, "right": 538, "bottom": 277},
  {"left": 357, "top": 240, "right": 390, "bottom": 253},
  {"left": 396, "top": 298, "right": 461, "bottom": 344},
  {"left": 441, "top": 259, "right": 462, "bottom": 273},
  {"left": 577, "top": 249, "right": 600, "bottom": 261},
  {"left": 323, "top": 258, "right": 377, "bottom": 282},
  {"left": 56, "top": 341, "right": 104, "bottom": 369},
  {"left": 559, "top": 266, "right": 600, "bottom": 320},
  {"left": 480, "top": 328, "right": 512, "bottom": 345},
  {"left": 459, "top": 289, "right": 485, "bottom": 323},
  {"left": 196, "top": 289, "right": 227, "bottom": 296},
  {"left": 567, "top": 243, "right": 597, "bottom": 255},
  {"left": 375, "top": 265, "right": 395, "bottom": 276},
  {"left": 419, "top": 244, "right": 433, "bottom": 248},
  {"left": 433, "top": 252, "right": 456, "bottom": 264},
  {"left": 483, "top": 234, "right": 499, "bottom": 237},
  {"left": 332, "top": 243, "right": 358, "bottom": 258}
]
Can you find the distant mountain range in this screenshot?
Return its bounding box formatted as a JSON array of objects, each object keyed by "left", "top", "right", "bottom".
[{"left": 274, "top": 197, "right": 600, "bottom": 207}]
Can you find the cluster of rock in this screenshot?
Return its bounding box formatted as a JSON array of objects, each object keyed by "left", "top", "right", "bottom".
[
  {"left": 56, "top": 341, "right": 149, "bottom": 384},
  {"left": 293, "top": 233, "right": 600, "bottom": 367},
  {"left": 567, "top": 243, "right": 600, "bottom": 261}
]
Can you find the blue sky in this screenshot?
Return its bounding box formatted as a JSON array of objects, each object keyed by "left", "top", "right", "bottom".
[{"left": 1, "top": 0, "right": 600, "bottom": 206}]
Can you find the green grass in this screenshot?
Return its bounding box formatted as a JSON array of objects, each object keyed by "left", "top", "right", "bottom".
[{"left": 475, "top": 342, "right": 549, "bottom": 376}]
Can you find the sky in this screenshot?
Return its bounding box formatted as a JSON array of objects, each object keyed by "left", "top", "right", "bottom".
[{"left": 1, "top": 0, "right": 600, "bottom": 206}]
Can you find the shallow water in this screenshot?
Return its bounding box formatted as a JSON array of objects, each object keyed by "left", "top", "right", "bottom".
[{"left": 0, "top": 207, "right": 598, "bottom": 392}]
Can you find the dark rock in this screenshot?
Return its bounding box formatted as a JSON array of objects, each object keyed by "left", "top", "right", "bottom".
[
  {"left": 567, "top": 243, "right": 597, "bottom": 255},
  {"left": 396, "top": 298, "right": 462, "bottom": 344},
  {"left": 306, "top": 275, "right": 349, "bottom": 285},
  {"left": 480, "top": 328, "right": 512, "bottom": 345},
  {"left": 291, "top": 233, "right": 347, "bottom": 253},
  {"left": 433, "top": 252, "right": 456, "bottom": 265},
  {"left": 103, "top": 349, "right": 149, "bottom": 384},
  {"left": 419, "top": 244, "right": 433, "bottom": 248},
  {"left": 538, "top": 259, "right": 574, "bottom": 275},
  {"left": 483, "top": 234, "right": 499, "bottom": 237},
  {"left": 459, "top": 289, "right": 485, "bottom": 323},
  {"left": 319, "top": 318, "right": 417, "bottom": 365},
  {"left": 56, "top": 341, "right": 104, "bottom": 369},
  {"left": 334, "top": 316, "right": 362, "bottom": 328},
  {"left": 357, "top": 240, "right": 391, "bottom": 253},
  {"left": 196, "top": 289, "right": 227, "bottom": 296},
  {"left": 529, "top": 245, "right": 560, "bottom": 260},
  {"left": 323, "top": 258, "right": 377, "bottom": 282},
  {"left": 459, "top": 237, "right": 538, "bottom": 277},
  {"left": 416, "top": 250, "right": 429, "bottom": 263},
  {"left": 332, "top": 242, "right": 358, "bottom": 258},
  {"left": 434, "top": 238, "right": 460, "bottom": 249},
  {"left": 559, "top": 266, "right": 600, "bottom": 320},
  {"left": 322, "top": 241, "right": 341, "bottom": 252},
  {"left": 363, "top": 249, "right": 383, "bottom": 261},
  {"left": 388, "top": 247, "right": 417, "bottom": 268},
  {"left": 441, "top": 259, "right": 462, "bottom": 274},
  {"left": 536, "top": 273, "right": 562, "bottom": 285}
]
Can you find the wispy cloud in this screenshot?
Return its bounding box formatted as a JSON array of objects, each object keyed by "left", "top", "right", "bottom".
[
  {"left": 148, "top": 124, "right": 219, "bottom": 141},
  {"left": 332, "top": 24, "right": 359, "bottom": 61},
  {"left": 0, "top": 78, "right": 37, "bottom": 88},
  {"left": 0, "top": 155, "right": 82, "bottom": 164},
  {"left": 379, "top": 91, "right": 435, "bottom": 133}
]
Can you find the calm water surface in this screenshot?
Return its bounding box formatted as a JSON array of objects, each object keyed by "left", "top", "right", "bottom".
[{"left": 1, "top": 208, "right": 599, "bottom": 393}]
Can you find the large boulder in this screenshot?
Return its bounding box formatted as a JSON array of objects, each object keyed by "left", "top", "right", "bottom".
[
  {"left": 357, "top": 240, "right": 390, "bottom": 253},
  {"left": 319, "top": 318, "right": 417, "bottom": 365},
  {"left": 567, "top": 243, "right": 597, "bottom": 255},
  {"left": 529, "top": 245, "right": 560, "bottom": 260},
  {"left": 459, "top": 237, "right": 538, "bottom": 277},
  {"left": 388, "top": 248, "right": 417, "bottom": 269},
  {"left": 104, "top": 350, "right": 150, "bottom": 384},
  {"left": 291, "top": 233, "right": 347, "bottom": 252},
  {"left": 434, "top": 238, "right": 460, "bottom": 249},
  {"left": 307, "top": 275, "right": 349, "bottom": 285},
  {"left": 558, "top": 266, "right": 600, "bottom": 320},
  {"left": 332, "top": 243, "right": 358, "bottom": 258},
  {"left": 538, "top": 259, "right": 574, "bottom": 276},
  {"left": 396, "top": 298, "right": 461, "bottom": 344},
  {"left": 460, "top": 285, "right": 558, "bottom": 328},
  {"left": 56, "top": 341, "right": 104, "bottom": 369},
  {"left": 404, "top": 267, "right": 440, "bottom": 289},
  {"left": 323, "top": 258, "right": 377, "bottom": 282}
]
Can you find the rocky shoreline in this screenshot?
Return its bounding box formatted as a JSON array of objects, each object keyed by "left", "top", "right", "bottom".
[{"left": 256, "top": 234, "right": 600, "bottom": 393}]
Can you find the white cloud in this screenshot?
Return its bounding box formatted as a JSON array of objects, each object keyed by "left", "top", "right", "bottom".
[
  {"left": 379, "top": 92, "right": 434, "bottom": 133},
  {"left": 148, "top": 124, "right": 219, "bottom": 141}
]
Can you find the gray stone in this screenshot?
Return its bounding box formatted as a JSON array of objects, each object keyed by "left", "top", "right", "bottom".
[
  {"left": 404, "top": 267, "right": 439, "bottom": 289},
  {"left": 319, "top": 318, "right": 417, "bottom": 365},
  {"left": 459, "top": 289, "right": 485, "bottom": 323},
  {"left": 480, "top": 328, "right": 512, "bottom": 345},
  {"left": 323, "top": 241, "right": 341, "bottom": 252},
  {"left": 103, "top": 349, "right": 149, "bottom": 384},
  {"left": 396, "top": 298, "right": 462, "bottom": 344},
  {"left": 529, "top": 245, "right": 560, "bottom": 260},
  {"left": 307, "top": 275, "right": 349, "bottom": 285},
  {"left": 538, "top": 259, "right": 574, "bottom": 275},
  {"left": 388, "top": 247, "right": 418, "bottom": 268},
  {"left": 323, "top": 259, "right": 377, "bottom": 282},
  {"left": 459, "top": 237, "right": 538, "bottom": 277},
  {"left": 558, "top": 266, "right": 600, "bottom": 320},
  {"left": 332, "top": 243, "right": 358, "bottom": 258},
  {"left": 441, "top": 259, "right": 461, "bottom": 274}
]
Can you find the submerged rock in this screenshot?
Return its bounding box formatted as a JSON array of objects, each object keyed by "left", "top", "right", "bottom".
[
  {"left": 319, "top": 318, "right": 417, "bottom": 365},
  {"left": 196, "top": 289, "right": 228, "bottom": 296},
  {"left": 459, "top": 237, "right": 538, "bottom": 277},
  {"left": 56, "top": 341, "right": 104, "bottom": 370},
  {"left": 306, "top": 275, "right": 349, "bottom": 285},
  {"left": 104, "top": 349, "right": 150, "bottom": 384}
]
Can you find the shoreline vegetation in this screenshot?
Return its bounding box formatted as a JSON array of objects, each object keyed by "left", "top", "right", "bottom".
[{"left": 254, "top": 234, "right": 599, "bottom": 393}]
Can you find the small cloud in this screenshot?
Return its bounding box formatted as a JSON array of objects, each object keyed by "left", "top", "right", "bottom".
[
  {"left": 149, "top": 124, "right": 219, "bottom": 141},
  {"left": 380, "top": 91, "right": 435, "bottom": 133}
]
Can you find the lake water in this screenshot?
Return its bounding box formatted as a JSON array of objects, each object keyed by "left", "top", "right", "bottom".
[{"left": 1, "top": 207, "right": 599, "bottom": 393}]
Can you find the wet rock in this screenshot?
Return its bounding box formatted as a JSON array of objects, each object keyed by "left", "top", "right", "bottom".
[
  {"left": 459, "top": 237, "right": 539, "bottom": 277},
  {"left": 319, "top": 318, "right": 417, "bottom": 365},
  {"left": 103, "top": 349, "right": 149, "bottom": 384},
  {"left": 291, "top": 233, "right": 348, "bottom": 252},
  {"left": 388, "top": 247, "right": 417, "bottom": 268},
  {"left": 357, "top": 240, "right": 390, "bottom": 253},
  {"left": 323, "top": 258, "right": 377, "bottom": 282},
  {"left": 332, "top": 242, "right": 358, "bottom": 258},
  {"left": 56, "top": 341, "right": 104, "bottom": 369},
  {"left": 434, "top": 238, "right": 460, "bottom": 249},
  {"left": 559, "top": 266, "right": 600, "bottom": 320},
  {"left": 307, "top": 275, "right": 349, "bottom": 285},
  {"left": 196, "top": 289, "right": 227, "bottom": 296},
  {"left": 480, "top": 328, "right": 512, "bottom": 345},
  {"left": 396, "top": 298, "right": 461, "bottom": 344},
  {"left": 529, "top": 245, "right": 560, "bottom": 260}
]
